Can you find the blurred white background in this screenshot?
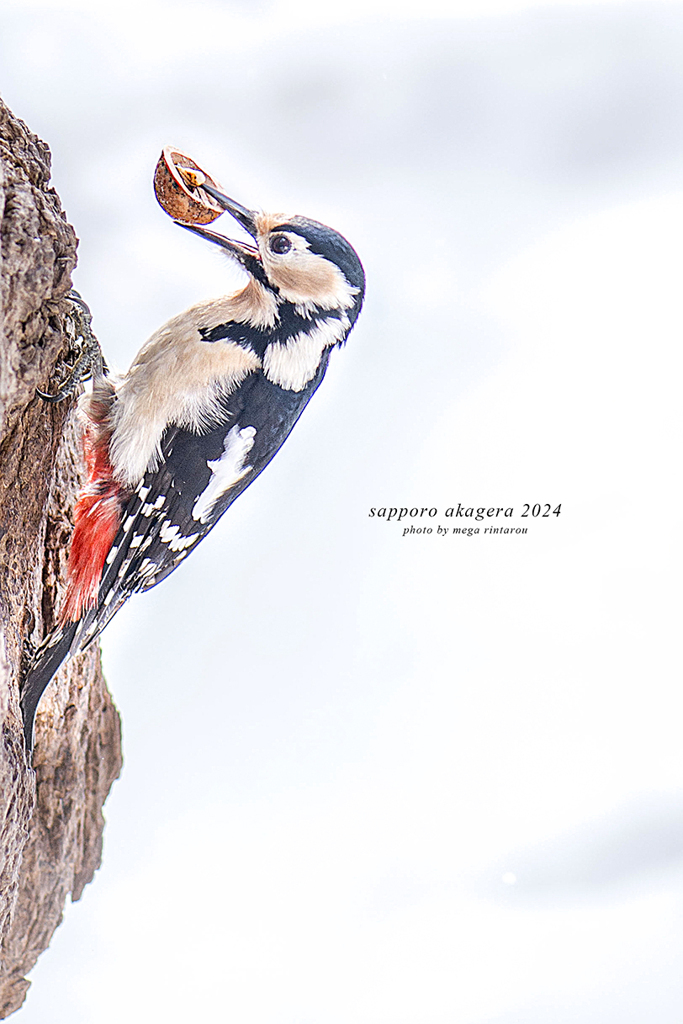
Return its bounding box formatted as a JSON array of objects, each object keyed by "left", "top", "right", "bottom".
[{"left": 3, "top": 0, "right": 683, "bottom": 1020}]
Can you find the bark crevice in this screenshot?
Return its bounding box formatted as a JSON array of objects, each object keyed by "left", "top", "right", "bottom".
[{"left": 0, "top": 96, "right": 122, "bottom": 1019}]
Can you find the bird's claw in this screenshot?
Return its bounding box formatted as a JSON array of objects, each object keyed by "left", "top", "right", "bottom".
[
  {"left": 36, "top": 289, "right": 108, "bottom": 403},
  {"left": 21, "top": 634, "right": 37, "bottom": 679}
]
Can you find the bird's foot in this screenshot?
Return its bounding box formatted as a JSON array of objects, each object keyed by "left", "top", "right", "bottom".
[
  {"left": 21, "top": 634, "right": 37, "bottom": 673},
  {"left": 36, "top": 289, "right": 109, "bottom": 403}
]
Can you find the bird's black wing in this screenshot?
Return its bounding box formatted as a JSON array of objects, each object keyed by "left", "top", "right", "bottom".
[{"left": 73, "top": 358, "right": 330, "bottom": 651}]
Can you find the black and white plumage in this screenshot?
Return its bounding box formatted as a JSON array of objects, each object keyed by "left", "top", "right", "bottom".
[{"left": 21, "top": 186, "right": 365, "bottom": 753}]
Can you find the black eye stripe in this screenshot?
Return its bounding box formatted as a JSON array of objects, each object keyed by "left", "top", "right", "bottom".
[{"left": 269, "top": 234, "right": 292, "bottom": 255}]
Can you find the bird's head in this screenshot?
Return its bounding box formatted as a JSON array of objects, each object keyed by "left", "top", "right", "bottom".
[{"left": 178, "top": 184, "right": 365, "bottom": 323}]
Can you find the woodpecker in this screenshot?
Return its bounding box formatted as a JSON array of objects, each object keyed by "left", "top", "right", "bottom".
[{"left": 21, "top": 183, "right": 365, "bottom": 753}]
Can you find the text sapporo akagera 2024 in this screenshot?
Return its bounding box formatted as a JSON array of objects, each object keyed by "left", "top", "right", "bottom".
[{"left": 369, "top": 504, "right": 562, "bottom": 536}]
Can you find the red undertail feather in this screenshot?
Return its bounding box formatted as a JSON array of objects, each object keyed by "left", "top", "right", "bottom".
[{"left": 60, "top": 392, "right": 125, "bottom": 624}]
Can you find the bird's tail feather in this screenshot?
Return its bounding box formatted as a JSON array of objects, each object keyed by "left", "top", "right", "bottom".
[{"left": 20, "top": 622, "right": 79, "bottom": 753}]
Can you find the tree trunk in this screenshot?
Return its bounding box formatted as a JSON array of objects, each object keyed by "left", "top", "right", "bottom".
[{"left": 0, "top": 97, "right": 122, "bottom": 1017}]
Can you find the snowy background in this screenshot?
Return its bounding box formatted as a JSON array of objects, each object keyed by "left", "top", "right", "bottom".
[{"left": 2, "top": 0, "right": 683, "bottom": 1020}]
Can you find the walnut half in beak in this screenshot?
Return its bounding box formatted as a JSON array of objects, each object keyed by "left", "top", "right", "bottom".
[{"left": 153, "top": 146, "right": 224, "bottom": 225}]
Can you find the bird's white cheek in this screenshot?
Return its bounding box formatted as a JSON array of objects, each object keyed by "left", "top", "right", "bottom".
[
  {"left": 263, "top": 248, "right": 357, "bottom": 311},
  {"left": 192, "top": 425, "right": 257, "bottom": 523}
]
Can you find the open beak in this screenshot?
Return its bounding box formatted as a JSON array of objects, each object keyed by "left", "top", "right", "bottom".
[{"left": 175, "top": 185, "right": 263, "bottom": 276}]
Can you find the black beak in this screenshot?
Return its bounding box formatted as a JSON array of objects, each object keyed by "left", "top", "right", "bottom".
[
  {"left": 200, "top": 184, "right": 259, "bottom": 239},
  {"left": 175, "top": 184, "right": 264, "bottom": 278}
]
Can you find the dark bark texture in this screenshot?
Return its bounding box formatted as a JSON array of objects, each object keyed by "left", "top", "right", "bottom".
[{"left": 0, "top": 98, "right": 122, "bottom": 1017}]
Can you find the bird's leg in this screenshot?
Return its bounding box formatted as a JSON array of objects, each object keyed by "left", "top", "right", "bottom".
[{"left": 36, "top": 289, "right": 109, "bottom": 403}]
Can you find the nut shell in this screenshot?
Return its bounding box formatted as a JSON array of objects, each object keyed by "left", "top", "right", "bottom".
[{"left": 153, "top": 147, "right": 224, "bottom": 224}]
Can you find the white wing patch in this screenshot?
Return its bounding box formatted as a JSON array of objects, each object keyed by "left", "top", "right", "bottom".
[
  {"left": 159, "top": 521, "right": 201, "bottom": 552},
  {"left": 263, "top": 315, "right": 349, "bottom": 392},
  {"left": 192, "top": 425, "right": 257, "bottom": 524}
]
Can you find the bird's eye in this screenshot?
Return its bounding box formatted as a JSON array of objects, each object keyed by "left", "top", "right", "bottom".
[{"left": 269, "top": 234, "right": 292, "bottom": 255}]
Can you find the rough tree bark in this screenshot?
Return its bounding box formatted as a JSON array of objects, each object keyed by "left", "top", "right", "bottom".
[{"left": 0, "top": 98, "right": 122, "bottom": 1016}]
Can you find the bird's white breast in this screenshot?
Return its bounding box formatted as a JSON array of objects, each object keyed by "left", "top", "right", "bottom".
[{"left": 108, "top": 301, "right": 262, "bottom": 487}]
